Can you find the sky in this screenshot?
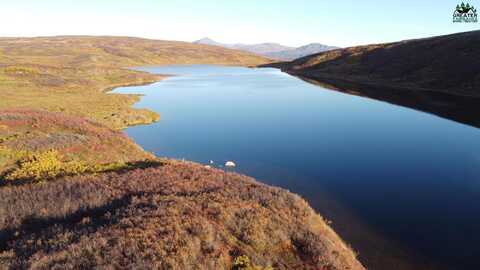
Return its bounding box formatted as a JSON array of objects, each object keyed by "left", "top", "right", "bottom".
[{"left": 1, "top": 0, "right": 478, "bottom": 47}]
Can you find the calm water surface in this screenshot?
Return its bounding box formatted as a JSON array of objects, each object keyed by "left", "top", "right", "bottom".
[{"left": 114, "top": 65, "right": 480, "bottom": 270}]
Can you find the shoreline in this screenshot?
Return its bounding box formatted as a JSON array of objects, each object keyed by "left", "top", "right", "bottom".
[
  {"left": 258, "top": 63, "right": 480, "bottom": 129},
  {"left": 0, "top": 33, "right": 362, "bottom": 267},
  {"left": 260, "top": 62, "right": 480, "bottom": 98},
  {"left": 115, "top": 65, "right": 455, "bottom": 270},
  {"left": 103, "top": 70, "right": 171, "bottom": 130},
  {"left": 108, "top": 65, "right": 366, "bottom": 268}
]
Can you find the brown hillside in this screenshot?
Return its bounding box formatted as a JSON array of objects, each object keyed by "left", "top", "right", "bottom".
[
  {"left": 270, "top": 31, "right": 480, "bottom": 96},
  {"left": 0, "top": 36, "right": 271, "bottom": 129},
  {"left": 0, "top": 159, "right": 364, "bottom": 270},
  {"left": 0, "top": 36, "right": 271, "bottom": 68}
]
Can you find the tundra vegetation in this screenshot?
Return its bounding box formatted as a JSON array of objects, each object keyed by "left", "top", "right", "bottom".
[
  {"left": 0, "top": 36, "right": 364, "bottom": 269},
  {"left": 267, "top": 30, "right": 480, "bottom": 96},
  {"left": 0, "top": 36, "right": 270, "bottom": 129},
  {"left": 0, "top": 160, "right": 363, "bottom": 269}
]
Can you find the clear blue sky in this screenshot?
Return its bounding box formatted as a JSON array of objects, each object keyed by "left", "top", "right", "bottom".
[{"left": 1, "top": 0, "right": 478, "bottom": 47}]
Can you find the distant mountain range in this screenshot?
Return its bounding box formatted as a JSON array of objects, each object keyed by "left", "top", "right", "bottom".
[
  {"left": 265, "top": 43, "right": 339, "bottom": 61},
  {"left": 193, "top": 37, "right": 337, "bottom": 60}
]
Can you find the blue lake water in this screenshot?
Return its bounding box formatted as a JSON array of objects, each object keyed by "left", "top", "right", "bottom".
[{"left": 114, "top": 65, "right": 480, "bottom": 270}]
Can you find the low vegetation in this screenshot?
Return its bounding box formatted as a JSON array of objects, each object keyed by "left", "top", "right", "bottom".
[
  {"left": 0, "top": 36, "right": 270, "bottom": 129},
  {"left": 0, "top": 161, "right": 364, "bottom": 269},
  {"left": 0, "top": 84, "right": 363, "bottom": 270},
  {"left": 267, "top": 30, "right": 480, "bottom": 96},
  {"left": 4, "top": 149, "right": 88, "bottom": 182},
  {"left": 0, "top": 109, "right": 153, "bottom": 182},
  {"left": 233, "top": 255, "right": 273, "bottom": 270},
  {"left": 0, "top": 36, "right": 364, "bottom": 269}
]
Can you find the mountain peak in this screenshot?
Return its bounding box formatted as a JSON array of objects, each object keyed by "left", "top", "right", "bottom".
[
  {"left": 264, "top": 43, "right": 338, "bottom": 61},
  {"left": 297, "top": 43, "right": 337, "bottom": 49},
  {"left": 193, "top": 37, "right": 221, "bottom": 46},
  {"left": 192, "top": 37, "right": 337, "bottom": 60}
]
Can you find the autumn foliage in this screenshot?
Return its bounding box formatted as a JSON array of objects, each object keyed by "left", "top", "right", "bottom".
[
  {"left": 0, "top": 109, "right": 153, "bottom": 182},
  {"left": 0, "top": 161, "right": 363, "bottom": 269}
]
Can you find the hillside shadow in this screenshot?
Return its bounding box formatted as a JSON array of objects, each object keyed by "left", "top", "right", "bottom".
[
  {"left": 0, "top": 191, "right": 142, "bottom": 257},
  {"left": 295, "top": 75, "right": 480, "bottom": 129}
]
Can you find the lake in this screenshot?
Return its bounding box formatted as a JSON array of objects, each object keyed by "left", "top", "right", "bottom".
[{"left": 114, "top": 65, "right": 480, "bottom": 270}]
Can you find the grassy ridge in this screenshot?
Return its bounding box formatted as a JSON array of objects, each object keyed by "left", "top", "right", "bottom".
[
  {"left": 268, "top": 30, "right": 480, "bottom": 96},
  {"left": 0, "top": 36, "right": 271, "bottom": 129}
]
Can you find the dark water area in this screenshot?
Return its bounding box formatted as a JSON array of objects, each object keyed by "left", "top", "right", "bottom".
[
  {"left": 114, "top": 65, "right": 480, "bottom": 270},
  {"left": 297, "top": 75, "right": 480, "bottom": 129}
]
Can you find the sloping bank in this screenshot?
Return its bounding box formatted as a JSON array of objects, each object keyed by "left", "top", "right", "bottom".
[
  {"left": 0, "top": 36, "right": 364, "bottom": 269},
  {"left": 263, "top": 30, "right": 480, "bottom": 97},
  {"left": 0, "top": 110, "right": 364, "bottom": 269}
]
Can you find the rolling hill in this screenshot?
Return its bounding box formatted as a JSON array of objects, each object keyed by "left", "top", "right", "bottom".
[
  {"left": 0, "top": 36, "right": 271, "bottom": 129},
  {"left": 0, "top": 36, "right": 270, "bottom": 68},
  {"left": 268, "top": 30, "right": 480, "bottom": 96}
]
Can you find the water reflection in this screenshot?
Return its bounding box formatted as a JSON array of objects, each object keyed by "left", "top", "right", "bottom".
[
  {"left": 297, "top": 75, "right": 480, "bottom": 129},
  {"left": 115, "top": 65, "right": 480, "bottom": 270}
]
